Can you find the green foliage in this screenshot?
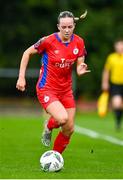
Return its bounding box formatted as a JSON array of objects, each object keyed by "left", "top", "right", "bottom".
[{"left": 0, "top": 0, "right": 123, "bottom": 98}]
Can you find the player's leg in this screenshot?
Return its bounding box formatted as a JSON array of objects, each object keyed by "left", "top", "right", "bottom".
[
  {"left": 42, "top": 101, "right": 69, "bottom": 146},
  {"left": 112, "top": 95, "right": 123, "bottom": 130},
  {"left": 36, "top": 88, "right": 67, "bottom": 146},
  {"left": 41, "top": 115, "right": 60, "bottom": 146},
  {"left": 62, "top": 108, "right": 76, "bottom": 136},
  {"left": 53, "top": 108, "right": 76, "bottom": 153},
  {"left": 46, "top": 101, "right": 69, "bottom": 124},
  {"left": 110, "top": 83, "right": 123, "bottom": 130},
  {"left": 42, "top": 110, "right": 60, "bottom": 130},
  {"left": 47, "top": 116, "right": 60, "bottom": 130}
]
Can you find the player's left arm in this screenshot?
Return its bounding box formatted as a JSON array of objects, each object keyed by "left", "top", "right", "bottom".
[{"left": 76, "top": 56, "right": 90, "bottom": 76}]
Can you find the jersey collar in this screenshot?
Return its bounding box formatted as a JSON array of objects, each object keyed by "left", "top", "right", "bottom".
[{"left": 54, "top": 33, "right": 74, "bottom": 46}]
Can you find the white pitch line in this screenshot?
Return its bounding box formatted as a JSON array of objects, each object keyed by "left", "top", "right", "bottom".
[{"left": 75, "top": 125, "right": 123, "bottom": 146}]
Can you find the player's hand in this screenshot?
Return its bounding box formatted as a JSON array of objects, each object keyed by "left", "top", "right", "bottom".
[
  {"left": 77, "top": 63, "right": 91, "bottom": 76},
  {"left": 16, "top": 76, "right": 26, "bottom": 92}
]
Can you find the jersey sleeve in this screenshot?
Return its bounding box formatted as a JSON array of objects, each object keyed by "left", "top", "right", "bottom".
[
  {"left": 78, "top": 38, "right": 87, "bottom": 57},
  {"left": 34, "top": 36, "right": 47, "bottom": 54}
]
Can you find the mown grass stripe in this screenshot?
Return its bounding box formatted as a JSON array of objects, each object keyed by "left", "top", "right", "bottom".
[{"left": 75, "top": 125, "right": 123, "bottom": 146}]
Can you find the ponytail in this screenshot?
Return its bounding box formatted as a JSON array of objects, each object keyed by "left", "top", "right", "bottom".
[{"left": 74, "top": 10, "right": 88, "bottom": 22}]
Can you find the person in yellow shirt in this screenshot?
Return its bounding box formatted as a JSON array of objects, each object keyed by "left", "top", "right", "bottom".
[{"left": 102, "top": 39, "right": 123, "bottom": 130}]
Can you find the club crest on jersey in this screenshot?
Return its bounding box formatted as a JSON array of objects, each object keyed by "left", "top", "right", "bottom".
[
  {"left": 54, "top": 50, "right": 59, "bottom": 54},
  {"left": 73, "top": 48, "right": 79, "bottom": 55},
  {"left": 44, "top": 95, "right": 50, "bottom": 103}
]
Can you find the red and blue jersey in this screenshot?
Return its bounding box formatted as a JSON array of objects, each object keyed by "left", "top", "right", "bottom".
[{"left": 34, "top": 33, "right": 86, "bottom": 92}]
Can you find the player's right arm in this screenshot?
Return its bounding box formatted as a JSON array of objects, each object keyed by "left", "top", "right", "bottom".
[
  {"left": 16, "top": 45, "right": 38, "bottom": 92},
  {"left": 16, "top": 36, "right": 48, "bottom": 91}
]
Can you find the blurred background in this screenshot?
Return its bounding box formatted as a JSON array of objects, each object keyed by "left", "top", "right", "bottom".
[{"left": 0, "top": 0, "right": 123, "bottom": 114}]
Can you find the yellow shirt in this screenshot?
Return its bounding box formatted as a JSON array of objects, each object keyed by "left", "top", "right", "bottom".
[{"left": 105, "top": 52, "right": 123, "bottom": 84}]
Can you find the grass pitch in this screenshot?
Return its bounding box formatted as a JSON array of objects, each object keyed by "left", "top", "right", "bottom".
[{"left": 0, "top": 111, "right": 123, "bottom": 179}]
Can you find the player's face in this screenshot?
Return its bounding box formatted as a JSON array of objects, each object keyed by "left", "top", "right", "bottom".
[
  {"left": 57, "top": 17, "right": 75, "bottom": 41},
  {"left": 114, "top": 41, "right": 123, "bottom": 54}
]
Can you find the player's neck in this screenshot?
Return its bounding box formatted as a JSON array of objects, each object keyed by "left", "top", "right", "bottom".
[{"left": 58, "top": 32, "right": 71, "bottom": 43}]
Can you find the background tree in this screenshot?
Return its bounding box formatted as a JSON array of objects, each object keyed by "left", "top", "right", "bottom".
[{"left": 0, "top": 0, "right": 123, "bottom": 98}]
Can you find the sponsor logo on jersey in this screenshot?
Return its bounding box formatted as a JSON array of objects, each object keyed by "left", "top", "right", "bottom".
[
  {"left": 73, "top": 48, "right": 79, "bottom": 55},
  {"left": 55, "top": 58, "right": 75, "bottom": 68},
  {"left": 44, "top": 95, "right": 50, "bottom": 103}
]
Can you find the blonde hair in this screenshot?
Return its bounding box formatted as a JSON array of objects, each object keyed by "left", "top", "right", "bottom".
[{"left": 74, "top": 10, "right": 88, "bottom": 22}]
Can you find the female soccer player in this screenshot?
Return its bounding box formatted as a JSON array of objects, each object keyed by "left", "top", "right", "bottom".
[{"left": 16, "top": 11, "right": 90, "bottom": 154}]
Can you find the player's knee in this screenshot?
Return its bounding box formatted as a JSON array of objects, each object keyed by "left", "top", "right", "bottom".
[
  {"left": 112, "top": 96, "right": 122, "bottom": 108},
  {"left": 59, "top": 113, "right": 68, "bottom": 125}
]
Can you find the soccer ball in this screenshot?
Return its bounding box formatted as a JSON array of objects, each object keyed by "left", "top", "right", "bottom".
[{"left": 40, "top": 150, "right": 64, "bottom": 172}]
